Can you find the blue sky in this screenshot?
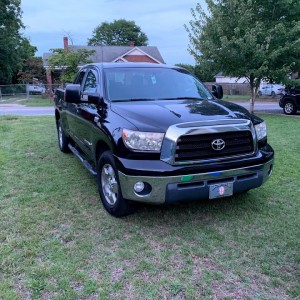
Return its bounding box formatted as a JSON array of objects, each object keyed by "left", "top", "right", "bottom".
[{"left": 20, "top": 0, "right": 205, "bottom": 65}]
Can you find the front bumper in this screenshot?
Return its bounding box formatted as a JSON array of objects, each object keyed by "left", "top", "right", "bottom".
[{"left": 118, "top": 158, "right": 274, "bottom": 204}]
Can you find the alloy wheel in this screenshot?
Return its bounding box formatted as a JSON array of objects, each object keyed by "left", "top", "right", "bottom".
[{"left": 101, "top": 163, "right": 118, "bottom": 205}]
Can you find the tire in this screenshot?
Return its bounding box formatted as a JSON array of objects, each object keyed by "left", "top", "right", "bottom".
[
  {"left": 283, "top": 101, "right": 297, "bottom": 115},
  {"left": 258, "top": 91, "right": 262, "bottom": 96},
  {"left": 57, "top": 119, "right": 70, "bottom": 153},
  {"left": 97, "top": 151, "right": 135, "bottom": 217},
  {"left": 271, "top": 91, "right": 275, "bottom": 98}
]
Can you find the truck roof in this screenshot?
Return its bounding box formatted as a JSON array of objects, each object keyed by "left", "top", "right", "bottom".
[{"left": 83, "top": 62, "right": 180, "bottom": 69}]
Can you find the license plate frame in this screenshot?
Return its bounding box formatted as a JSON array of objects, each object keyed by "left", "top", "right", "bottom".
[{"left": 209, "top": 182, "right": 233, "bottom": 199}]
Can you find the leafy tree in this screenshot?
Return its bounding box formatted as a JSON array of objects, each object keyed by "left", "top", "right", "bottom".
[
  {"left": 0, "top": 0, "right": 36, "bottom": 84},
  {"left": 175, "top": 62, "right": 217, "bottom": 82},
  {"left": 194, "top": 60, "right": 217, "bottom": 82},
  {"left": 88, "top": 19, "right": 148, "bottom": 46},
  {"left": 185, "top": 0, "right": 300, "bottom": 113},
  {"left": 47, "top": 48, "right": 95, "bottom": 84},
  {"left": 18, "top": 57, "right": 46, "bottom": 83},
  {"left": 175, "top": 64, "right": 195, "bottom": 74}
]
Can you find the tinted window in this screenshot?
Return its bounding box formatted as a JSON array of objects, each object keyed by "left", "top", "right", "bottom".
[
  {"left": 83, "top": 70, "right": 97, "bottom": 93},
  {"left": 74, "top": 70, "right": 86, "bottom": 85},
  {"left": 104, "top": 67, "right": 213, "bottom": 101}
]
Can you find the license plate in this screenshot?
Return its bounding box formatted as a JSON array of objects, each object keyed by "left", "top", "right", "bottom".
[{"left": 209, "top": 182, "right": 233, "bottom": 199}]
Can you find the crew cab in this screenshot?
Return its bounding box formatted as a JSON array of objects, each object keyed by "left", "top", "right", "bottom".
[{"left": 54, "top": 63, "right": 274, "bottom": 217}]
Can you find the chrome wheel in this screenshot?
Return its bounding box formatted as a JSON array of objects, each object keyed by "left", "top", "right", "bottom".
[
  {"left": 284, "top": 102, "right": 295, "bottom": 114},
  {"left": 101, "top": 163, "right": 118, "bottom": 205},
  {"left": 58, "top": 125, "right": 63, "bottom": 148}
]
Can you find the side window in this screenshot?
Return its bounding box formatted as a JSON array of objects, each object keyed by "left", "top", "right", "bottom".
[
  {"left": 83, "top": 70, "right": 97, "bottom": 93},
  {"left": 74, "top": 70, "right": 86, "bottom": 85}
]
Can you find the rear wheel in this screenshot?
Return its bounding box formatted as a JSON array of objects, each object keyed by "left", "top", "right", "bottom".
[
  {"left": 283, "top": 101, "right": 297, "bottom": 115},
  {"left": 271, "top": 91, "right": 275, "bottom": 98},
  {"left": 97, "top": 151, "right": 135, "bottom": 217},
  {"left": 258, "top": 91, "right": 262, "bottom": 96},
  {"left": 57, "top": 119, "right": 70, "bottom": 153}
]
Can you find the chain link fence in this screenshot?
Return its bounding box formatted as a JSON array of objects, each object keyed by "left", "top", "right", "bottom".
[
  {"left": 204, "top": 82, "right": 251, "bottom": 96},
  {"left": 0, "top": 82, "right": 252, "bottom": 105},
  {"left": 0, "top": 84, "right": 61, "bottom": 104}
]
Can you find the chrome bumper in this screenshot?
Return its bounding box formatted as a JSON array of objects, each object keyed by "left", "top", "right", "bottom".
[{"left": 118, "top": 158, "right": 274, "bottom": 204}]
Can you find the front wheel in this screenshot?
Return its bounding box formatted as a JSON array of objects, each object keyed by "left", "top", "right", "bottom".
[
  {"left": 283, "top": 101, "right": 297, "bottom": 115},
  {"left": 57, "top": 119, "right": 70, "bottom": 153},
  {"left": 97, "top": 151, "right": 135, "bottom": 217}
]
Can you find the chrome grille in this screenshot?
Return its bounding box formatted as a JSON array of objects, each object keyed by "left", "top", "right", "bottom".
[{"left": 175, "top": 131, "right": 254, "bottom": 162}]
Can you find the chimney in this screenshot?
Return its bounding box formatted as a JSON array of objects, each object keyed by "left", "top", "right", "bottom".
[
  {"left": 129, "top": 41, "right": 135, "bottom": 47},
  {"left": 63, "top": 37, "right": 68, "bottom": 51}
]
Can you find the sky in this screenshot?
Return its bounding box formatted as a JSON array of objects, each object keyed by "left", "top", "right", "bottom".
[{"left": 20, "top": 0, "right": 206, "bottom": 66}]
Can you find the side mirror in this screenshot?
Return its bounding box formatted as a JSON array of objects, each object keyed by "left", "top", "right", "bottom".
[
  {"left": 212, "top": 84, "right": 223, "bottom": 99},
  {"left": 65, "top": 84, "right": 81, "bottom": 103}
]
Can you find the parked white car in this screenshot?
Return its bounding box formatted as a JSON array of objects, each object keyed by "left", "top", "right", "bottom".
[
  {"left": 258, "top": 84, "right": 285, "bottom": 97},
  {"left": 27, "top": 83, "right": 46, "bottom": 95}
]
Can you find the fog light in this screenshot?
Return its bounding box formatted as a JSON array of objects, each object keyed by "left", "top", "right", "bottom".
[{"left": 134, "top": 182, "right": 145, "bottom": 193}]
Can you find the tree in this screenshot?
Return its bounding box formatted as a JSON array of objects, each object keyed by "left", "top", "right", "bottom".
[
  {"left": 47, "top": 48, "right": 95, "bottom": 84},
  {"left": 18, "top": 57, "right": 46, "bottom": 83},
  {"left": 175, "top": 64, "right": 195, "bottom": 74},
  {"left": 175, "top": 62, "right": 218, "bottom": 82},
  {"left": 185, "top": 0, "right": 300, "bottom": 113},
  {"left": 88, "top": 19, "right": 148, "bottom": 46},
  {"left": 194, "top": 60, "right": 217, "bottom": 82},
  {"left": 0, "top": 0, "right": 36, "bottom": 84}
]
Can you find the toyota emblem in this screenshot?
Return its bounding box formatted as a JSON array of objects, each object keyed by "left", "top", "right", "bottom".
[{"left": 211, "top": 139, "right": 225, "bottom": 151}]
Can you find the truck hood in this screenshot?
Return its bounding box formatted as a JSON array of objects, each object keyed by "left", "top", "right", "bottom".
[{"left": 111, "top": 99, "right": 253, "bottom": 132}]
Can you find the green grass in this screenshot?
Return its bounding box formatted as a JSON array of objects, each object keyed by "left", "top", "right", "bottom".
[
  {"left": 223, "top": 95, "right": 251, "bottom": 101},
  {"left": 0, "top": 115, "right": 299, "bottom": 299},
  {"left": 19, "top": 97, "right": 54, "bottom": 107},
  {"left": 0, "top": 95, "right": 54, "bottom": 107}
]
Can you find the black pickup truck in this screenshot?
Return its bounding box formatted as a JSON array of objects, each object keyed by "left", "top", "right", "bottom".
[
  {"left": 54, "top": 63, "right": 274, "bottom": 217},
  {"left": 279, "top": 86, "right": 300, "bottom": 115}
]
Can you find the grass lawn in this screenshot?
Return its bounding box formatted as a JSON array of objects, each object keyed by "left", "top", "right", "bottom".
[
  {"left": 19, "top": 97, "right": 54, "bottom": 107},
  {"left": 0, "top": 115, "right": 299, "bottom": 299},
  {"left": 0, "top": 95, "right": 54, "bottom": 107}
]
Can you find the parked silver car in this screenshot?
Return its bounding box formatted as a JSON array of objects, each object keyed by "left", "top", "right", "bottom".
[
  {"left": 27, "top": 83, "right": 46, "bottom": 95},
  {"left": 258, "top": 84, "right": 285, "bottom": 97}
]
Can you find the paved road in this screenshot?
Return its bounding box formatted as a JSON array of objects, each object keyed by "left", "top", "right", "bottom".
[
  {"left": 0, "top": 102, "right": 298, "bottom": 116},
  {"left": 233, "top": 102, "right": 284, "bottom": 114},
  {"left": 0, "top": 104, "right": 54, "bottom": 116}
]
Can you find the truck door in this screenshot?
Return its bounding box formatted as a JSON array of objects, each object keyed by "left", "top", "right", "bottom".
[
  {"left": 74, "top": 68, "right": 101, "bottom": 157},
  {"left": 65, "top": 68, "right": 87, "bottom": 145}
]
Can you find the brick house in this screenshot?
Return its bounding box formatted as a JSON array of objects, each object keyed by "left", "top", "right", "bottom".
[{"left": 43, "top": 37, "right": 165, "bottom": 85}]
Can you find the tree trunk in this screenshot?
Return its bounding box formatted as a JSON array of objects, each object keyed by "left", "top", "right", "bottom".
[
  {"left": 249, "top": 75, "right": 259, "bottom": 114},
  {"left": 249, "top": 88, "right": 255, "bottom": 114}
]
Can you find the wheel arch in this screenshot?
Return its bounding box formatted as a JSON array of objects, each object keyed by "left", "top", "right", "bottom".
[
  {"left": 95, "top": 140, "right": 111, "bottom": 164},
  {"left": 55, "top": 109, "right": 60, "bottom": 124},
  {"left": 283, "top": 96, "right": 296, "bottom": 104}
]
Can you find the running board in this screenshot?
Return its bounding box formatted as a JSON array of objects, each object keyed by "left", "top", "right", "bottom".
[{"left": 68, "top": 144, "right": 97, "bottom": 176}]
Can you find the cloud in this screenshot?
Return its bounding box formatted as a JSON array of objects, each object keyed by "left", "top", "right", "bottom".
[{"left": 21, "top": 0, "right": 202, "bottom": 65}]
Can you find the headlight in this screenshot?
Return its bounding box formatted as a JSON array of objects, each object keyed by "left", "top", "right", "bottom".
[
  {"left": 122, "top": 129, "right": 164, "bottom": 152},
  {"left": 255, "top": 121, "right": 267, "bottom": 141}
]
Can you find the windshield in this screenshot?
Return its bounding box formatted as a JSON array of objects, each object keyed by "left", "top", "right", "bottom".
[{"left": 104, "top": 67, "right": 213, "bottom": 101}]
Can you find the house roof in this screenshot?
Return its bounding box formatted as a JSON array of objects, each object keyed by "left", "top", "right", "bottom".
[{"left": 43, "top": 45, "right": 165, "bottom": 67}]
